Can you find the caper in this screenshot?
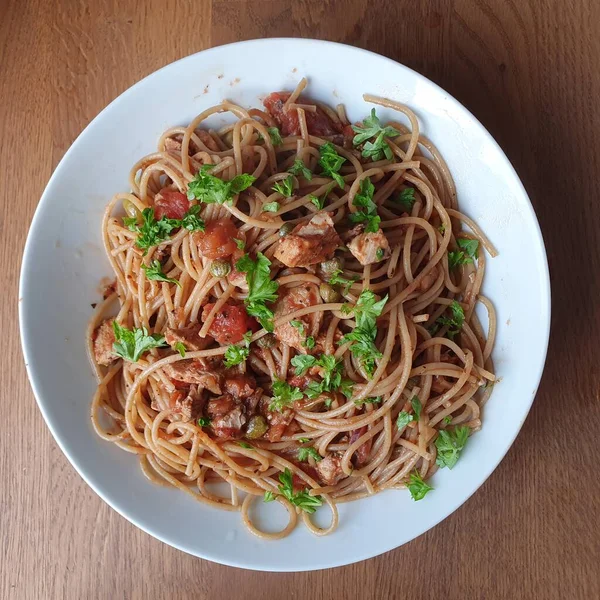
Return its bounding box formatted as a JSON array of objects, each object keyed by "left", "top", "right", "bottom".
[
  {"left": 320, "top": 256, "right": 343, "bottom": 277},
  {"left": 257, "top": 333, "right": 276, "bottom": 348},
  {"left": 319, "top": 283, "right": 341, "bottom": 303},
  {"left": 279, "top": 222, "right": 295, "bottom": 237},
  {"left": 210, "top": 259, "right": 231, "bottom": 278},
  {"left": 245, "top": 415, "right": 268, "bottom": 439},
  {"left": 122, "top": 199, "right": 142, "bottom": 222}
]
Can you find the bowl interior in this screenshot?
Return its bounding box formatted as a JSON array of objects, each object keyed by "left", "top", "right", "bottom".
[{"left": 20, "top": 39, "right": 550, "bottom": 571}]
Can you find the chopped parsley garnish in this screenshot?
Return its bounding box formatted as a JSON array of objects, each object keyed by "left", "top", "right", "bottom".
[
  {"left": 411, "top": 396, "right": 422, "bottom": 421},
  {"left": 407, "top": 470, "right": 433, "bottom": 501},
  {"left": 223, "top": 331, "right": 253, "bottom": 368},
  {"left": 290, "top": 353, "right": 351, "bottom": 400},
  {"left": 340, "top": 290, "right": 388, "bottom": 378},
  {"left": 298, "top": 437, "right": 310, "bottom": 444},
  {"left": 375, "top": 247, "right": 384, "bottom": 261},
  {"left": 233, "top": 238, "right": 245, "bottom": 249},
  {"left": 289, "top": 159, "right": 313, "bottom": 180},
  {"left": 318, "top": 142, "right": 346, "bottom": 188},
  {"left": 443, "top": 415, "right": 453, "bottom": 425},
  {"left": 354, "top": 396, "right": 383, "bottom": 407},
  {"left": 396, "top": 411, "right": 414, "bottom": 430},
  {"left": 187, "top": 165, "right": 255, "bottom": 204},
  {"left": 174, "top": 341, "right": 186, "bottom": 357},
  {"left": 266, "top": 126, "right": 282, "bottom": 146},
  {"left": 352, "top": 108, "right": 400, "bottom": 161},
  {"left": 272, "top": 175, "right": 294, "bottom": 197},
  {"left": 268, "top": 468, "right": 323, "bottom": 514},
  {"left": 262, "top": 201, "right": 280, "bottom": 213},
  {"left": 448, "top": 238, "right": 479, "bottom": 269},
  {"left": 197, "top": 417, "right": 211, "bottom": 427},
  {"left": 348, "top": 177, "right": 380, "bottom": 232},
  {"left": 298, "top": 446, "right": 322, "bottom": 462},
  {"left": 396, "top": 187, "right": 416, "bottom": 211},
  {"left": 112, "top": 322, "right": 167, "bottom": 362},
  {"left": 141, "top": 260, "right": 181, "bottom": 287},
  {"left": 238, "top": 441, "right": 252, "bottom": 449},
  {"left": 235, "top": 253, "right": 279, "bottom": 331},
  {"left": 179, "top": 204, "right": 206, "bottom": 231},
  {"left": 308, "top": 184, "right": 332, "bottom": 210},
  {"left": 289, "top": 320, "right": 315, "bottom": 350},
  {"left": 269, "top": 380, "right": 303, "bottom": 412},
  {"left": 328, "top": 268, "right": 358, "bottom": 295},
  {"left": 431, "top": 301, "right": 465, "bottom": 340},
  {"left": 124, "top": 208, "right": 179, "bottom": 255},
  {"left": 435, "top": 426, "right": 470, "bottom": 469}
]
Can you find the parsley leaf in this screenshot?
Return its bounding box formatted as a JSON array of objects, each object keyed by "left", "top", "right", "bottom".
[
  {"left": 290, "top": 354, "right": 344, "bottom": 399},
  {"left": 187, "top": 165, "right": 255, "bottom": 205},
  {"left": 180, "top": 204, "right": 206, "bottom": 232},
  {"left": 197, "top": 417, "right": 211, "bottom": 427},
  {"left": 443, "top": 415, "right": 453, "bottom": 425},
  {"left": 233, "top": 238, "right": 245, "bottom": 250},
  {"left": 431, "top": 301, "right": 465, "bottom": 340},
  {"left": 112, "top": 322, "right": 167, "bottom": 362},
  {"left": 126, "top": 208, "right": 179, "bottom": 255},
  {"left": 298, "top": 437, "right": 310, "bottom": 444},
  {"left": 354, "top": 396, "right": 382, "bottom": 406},
  {"left": 396, "top": 187, "right": 416, "bottom": 211},
  {"left": 266, "top": 126, "right": 282, "bottom": 146},
  {"left": 272, "top": 175, "right": 294, "bottom": 197},
  {"left": 235, "top": 253, "right": 279, "bottom": 331},
  {"left": 238, "top": 441, "right": 252, "bottom": 449},
  {"left": 349, "top": 177, "right": 380, "bottom": 233},
  {"left": 340, "top": 290, "right": 388, "bottom": 378},
  {"left": 141, "top": 260, "right": 181, "bottom": 287},
  {"left": 291, "top": 353, "right": 317, "bottom": 375},
  {"left": 328, "top": 268, "right": 358, "bottom": 295},
  {"left": 262, "top": 201, "right": 280, "bottom": 213},
  {"left": 396, "top": 411, "right": 414, "bottom": 430},
  {"left": 448, "top": 238, "right": 480, "bottom": 269},
  {"left": 407, "top": 470, "right": 433, "bottom": 501},
  {"left": 411, "top": 396, "right": 422, "bottom": 421},
  {"left": 298, "top": 447, "right": 322, "bottom": 462},
  {"left": 224, "top": 330, "right": 253, "bottom": 368},
  {"left": 269, "top": 380, "right": 303, "bottom": 412},
  {"left": 318, "top": 142, "right": 346, "bottom": 188},
  {"left": 435, "top": 426, "right": 470, "bottom": 469},
  {"left": 340, "top": 379, "right": 354, "bottom": 399},
  {"left": 289, "top": 320, "right": 315, "bottom": 349},
  {"left": 263, "top": 490, "right": 276, "bottom": 502},
  {"left": 289, "top": 159, "right": 312, "bottom": 180},
  {"left": 352, "top": 108, "right": 400, "bottom": 161},
  {"left": 174, "top": 341, "right": 186, "bottom": 357},
  {"left": 277, "top": 468, "right": 323, "bottom": 514},
  {"left": 375, "top": 248, "right": 384, "bottom": 261}
]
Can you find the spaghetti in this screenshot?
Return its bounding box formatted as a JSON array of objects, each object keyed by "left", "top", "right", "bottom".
[{"left": 88, "top": 79, "right": 497, "bottom": 539}]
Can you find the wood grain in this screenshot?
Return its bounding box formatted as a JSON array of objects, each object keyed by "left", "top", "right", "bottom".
[{"left": 1, "top": 0, "right": 599, "bottom": 598}]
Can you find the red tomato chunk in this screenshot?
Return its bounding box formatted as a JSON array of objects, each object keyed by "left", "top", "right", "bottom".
[
  {"left": 154, "top": 189, "right": 190, "bottom": 220},
  {"left": 201, "top": 302, "right": 258, "bottom": 344},
  {"left": 195, "top": 219, "right": 240, "bottom": 259}
]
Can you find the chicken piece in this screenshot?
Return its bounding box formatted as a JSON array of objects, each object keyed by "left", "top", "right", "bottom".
[
  {"left": 207, "top": 394, "right": 246, "bottom": 439},
  {"left": 197, "top": 129, "right": 220, "bottom": 153},
  {"left": 273, "top": 283, "right": 322, "bottom": 353},
  {"left": 164, "top": 324, "right": 211, "bottom": 352},
  {"left": 164, "top": 137, "right": 182, "bottom": 154},
  {"left": 224, "top": 374, "right": 257, "bottom": 400},
  {"left": 315, "top": 453, "right": 346, "bottom": 486},
  {"left": 273, "top": 213, "right": 341, "bottom": 268},
  {"left": 418, "top": 267, "right": 438, "bottom": 293},
  {"left": 92, "top": 319, "right": 116, "bottom": 366},
  {"left": 169, "top": 386, "right": 205, "bottom": 421},
  {"left": 264, "top": 409, "right": 294, "bottom": 442},
  {"left": 163, "top": 359, "right": 222, "bottom": 394},
  {"left": 349, "top": 426, "right": 372, "bottom": 467},
  {"left": 347, "top": 229, "right": 391, "bottom": 265}
]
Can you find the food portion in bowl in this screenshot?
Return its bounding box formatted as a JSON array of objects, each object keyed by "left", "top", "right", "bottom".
[{"left": 88, "top": 78, "right": 497, "bottom": 539}]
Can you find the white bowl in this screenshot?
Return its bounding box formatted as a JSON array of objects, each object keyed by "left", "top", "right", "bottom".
[{"left": 19, "top": 38, "right": 550, "bottom": 571}]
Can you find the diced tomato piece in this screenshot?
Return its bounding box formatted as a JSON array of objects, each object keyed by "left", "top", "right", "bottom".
[
  {"left": 201, "top": 302, "right": 258, "bottom": 344},
  {"left": 263, "top": 92, "right": 341, "bottom": 137},
  {"left": 195, "top": 219, "right": 239, "bottom": 259},
  {"left": 154, "top": 189, "right": 190, "bottom": 220}
]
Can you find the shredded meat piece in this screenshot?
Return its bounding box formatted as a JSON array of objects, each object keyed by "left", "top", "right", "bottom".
[
  {"left": 159, "top": 386, "right": 205, "bottom": 421},
  {"left": 273, "top": 283, "right": 323, "bottom": 353},
  {"left": 418, "top": 267, "right": 438, "bottom": 292},
  {"left": 273, "top": 213, "right": 341, "bottom": 268},
  {"left": 164, "top": 137, "right": 182, "bottom": 154},
  {"left": 92, "top": 319, "right": 116, "bottom": 366},
  {"left": 315, "top": 453, "right": 346, "bottom": 486},
  {"left": 264, "top": 409, "right": 294, "bottom": 442},
  {"left": 349, "top": 426, "right": 372, "bottom": 467},
  {"left": 224, "top": 374, "right": 257, "bottom": 400},
  {"left": 164, "top": 324, "right": 212, "bottom": 352},
  {"left": 207, "top": 394, "right": 246, "bottom": 439},
  {"left": 347, "top": 229, "right": 391, "bottom": 265},
  {"left": 197, "top": 129, "right": 220, "bottom": 153},
  {"left": 164, "top": 359, "right": 222, "bottom": 394}
]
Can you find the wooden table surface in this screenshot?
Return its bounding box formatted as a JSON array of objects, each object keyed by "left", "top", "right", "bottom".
[{"left": 2, "top": 1, "right": 599, "bottom": 598}]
